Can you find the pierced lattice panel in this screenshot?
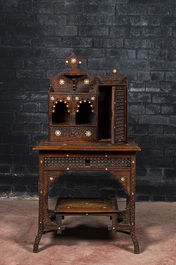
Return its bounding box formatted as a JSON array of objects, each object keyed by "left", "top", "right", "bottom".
[
  {"left": 114, "top": 88, "right": 127, "bottom": 142},
  {"left": 44, "top": 157, "right": 131, "bottom": 169}
]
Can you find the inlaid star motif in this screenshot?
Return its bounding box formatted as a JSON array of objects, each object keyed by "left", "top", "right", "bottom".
[
  {"left": 84, "top": 79, "right": 90, "bottom": 85},
  {"left": 71, "top": 58, "right": 76, "bottom": 64},
  {"left": 59, "top": 79, "right": 65, "bottom": 85},
  {"left": 55, "top": 130, "right": 61, "bottom": 136},
  {"left": 85, "top": 130, "right": 92, "bottom": 137}
]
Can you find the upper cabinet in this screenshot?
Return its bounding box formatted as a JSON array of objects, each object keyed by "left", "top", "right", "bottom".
[{"left": 48, "top": 53, "right": 128, "bottom": 143}]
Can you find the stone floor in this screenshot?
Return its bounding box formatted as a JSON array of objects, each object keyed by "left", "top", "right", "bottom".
[{"left": 0, "top": 200, "right": 175, "bottom": 265}]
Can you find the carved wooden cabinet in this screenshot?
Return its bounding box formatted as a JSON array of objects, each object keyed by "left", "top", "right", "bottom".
[
  {"left": 48, "top": 53, "right": 128, "bottom": 143},
  {"left": 33, "top": 53, "right": 140, "bottom": 254}
]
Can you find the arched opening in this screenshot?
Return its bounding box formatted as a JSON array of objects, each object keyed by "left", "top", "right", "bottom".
[
  {"left": 52, "top": 102, "right": 71, "bottom": 124},
  {"left": 76, "top": 101, "right": 94, "bottom": 125}
]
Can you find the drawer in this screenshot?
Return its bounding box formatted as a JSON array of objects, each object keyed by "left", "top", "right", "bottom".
[
  {"left": 44, "top": 156, "right": 131, "bottom": 170},
  {"left": 50, "top": 126, "right": 97, "bottom": 142}
]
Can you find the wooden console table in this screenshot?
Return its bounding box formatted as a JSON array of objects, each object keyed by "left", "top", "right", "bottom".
[{"left": 33, "top": 140, "right": 141, "bottom": 254}]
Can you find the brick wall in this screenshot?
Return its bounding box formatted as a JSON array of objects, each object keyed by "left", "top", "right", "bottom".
[{"left": 0, "top": 0, "right": 176, "bottom": 201}]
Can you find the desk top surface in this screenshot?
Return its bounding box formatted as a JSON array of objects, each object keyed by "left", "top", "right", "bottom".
[{"left": 33, "top": 139, "right": 141, "bottom": 152}]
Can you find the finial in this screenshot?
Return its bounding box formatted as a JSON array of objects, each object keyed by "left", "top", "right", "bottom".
[
  {"left": 112, "top": 68, "right": 118, "bottom": 74},
  {"left": 65, "top": 53, "right": 82, "bottom": 72}
]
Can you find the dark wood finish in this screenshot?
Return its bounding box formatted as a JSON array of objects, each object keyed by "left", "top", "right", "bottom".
[
  {"left": 54, "top": 198, "right": 119, "bottom": 236},
  {"left": 55, "top": 198, "right": 118, "bottom": 213},
  {"left": 33, "top": 140, "right": 140, "bottom": 254},
  {"left": 33, "top": 53, "right": 140, "bottom": 254},
  {"left": 33, "top": 139, "right": 140, "bottom": 152},
  {"left": 48, "top": 53, "right": 128, "bottom": 143},
  {"left": 48, "top": 93, "right": 98, "bottom": 142}
]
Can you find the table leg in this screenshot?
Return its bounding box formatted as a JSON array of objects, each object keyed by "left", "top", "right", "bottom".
[
  {"left": 130, "top": 226, "right": 140, "bottom": 254},
  {"left": 33, "top": 224, "right": 44, "bottom": 253},
  {"left": 33, "top": 156, "right": 45, "bottom": 253},
  {"left": 112, "top": 214, "right": 117, "bottom": 236},
  {"left": 130, "top": 155, "right": 140, "bottom": 254},
  {"left": 56, "top": 214, "right": 63, "bottom": 234}
]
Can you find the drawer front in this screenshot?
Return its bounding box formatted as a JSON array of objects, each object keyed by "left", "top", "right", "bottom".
[
  {"left": 44, "top": 156, "right": 131, "bottom": 170},
  {"left": 50, "top": 126, "right": 97, "bottom": 141}
]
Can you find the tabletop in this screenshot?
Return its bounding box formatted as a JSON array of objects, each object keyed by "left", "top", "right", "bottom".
[{"left": 33, "top": 139, "right": 141, "bottom": 152}]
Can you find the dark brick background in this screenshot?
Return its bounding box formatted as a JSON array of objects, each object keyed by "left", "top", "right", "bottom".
[{"left": 0, "top": 0, "right": 176, "bottom": 201}]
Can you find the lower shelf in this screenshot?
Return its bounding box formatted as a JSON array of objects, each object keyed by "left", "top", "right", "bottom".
[{"left": 54, "top": 198, "right": 119, "bottom": 214}]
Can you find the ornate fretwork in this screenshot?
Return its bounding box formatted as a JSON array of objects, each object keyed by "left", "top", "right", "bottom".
[
  {"left": 74, "top": 95, "right": 97, "bottom": 114},
  {"left": 33, "top": 224, "right": 43, "bottom": 253},
  {"left": 50, "top": 53, "right": 97, "bottom": 93},
  {"left": 130, "top": 155, "right": 136, "bottom": 226},
  {"left": 50, "top": 95, "right": 72, "bottom": 114},
  {"left": 114, "top": 88, "right": 126, "bottom": 141},
  {"left": 44, "top": 157, "right": 131, "bottom": 169},
  {"left": 33, "top": 156, "right": 45, "bottom": 252},
  {"left": 130, "top": 226, "right": 140, "bottom": 254},
  {"left": 33, "top": 52, "right": 140, "bottom": 254},
  {"left": 50, "top": 126, "right": 97, "bottom": 141},
  {"left": 120, "top": 203, "right": 130, "bottom": 225},
  {"left": 99, "top": 68, "right": 127, "bottom": 84},
  {"left": 51, "top": 72, "right": 96, "bottom": 93}
]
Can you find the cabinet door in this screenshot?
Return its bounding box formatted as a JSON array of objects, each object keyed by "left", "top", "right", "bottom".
[{"left": 111, "top": 86, "right": 128, "bottom": 143}]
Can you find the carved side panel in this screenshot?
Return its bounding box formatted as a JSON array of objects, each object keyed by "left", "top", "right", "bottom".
[{"left": 112, "top": 86, "right": 127, "bottom": 142}]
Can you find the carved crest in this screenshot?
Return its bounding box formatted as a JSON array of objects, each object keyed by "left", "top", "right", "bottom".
[{"left": 99, "top": 68, "right": 127, "bottom": 84}]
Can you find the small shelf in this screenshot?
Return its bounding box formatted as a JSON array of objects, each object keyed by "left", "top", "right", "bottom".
[
  {"left": 55, "top": 198, "right": 118, "bottom": 213},
  {"left": 51, "top": 122, "right": 72, "bottom": 126},
  {"left": 51, "top": 123, "right": 96, "bottom": 126}
]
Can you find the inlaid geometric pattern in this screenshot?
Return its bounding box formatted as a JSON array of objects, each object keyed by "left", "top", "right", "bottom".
[
  {"left": 44, "top": 157, "right": 131, "bottom": 168},
  {"left": 114, "top": 88, "right": 126, "bottom": 141},
  {"left": 50, "top": 126, "right": 97, "bottom": 141}
]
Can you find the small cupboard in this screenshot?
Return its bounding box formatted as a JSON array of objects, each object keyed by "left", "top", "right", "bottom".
[{"left": 48, "top": 53, "right": 128, "bottom": 143}]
